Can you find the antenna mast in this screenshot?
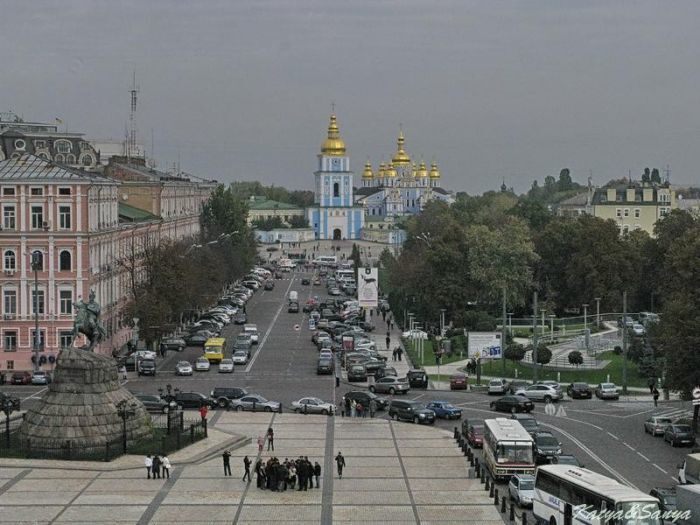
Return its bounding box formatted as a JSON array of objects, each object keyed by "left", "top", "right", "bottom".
[{"left": 128, "top": 72, "right": 139, "bottom": 162}]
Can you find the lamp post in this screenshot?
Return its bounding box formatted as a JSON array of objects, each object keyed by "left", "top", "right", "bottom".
[
  {"left": 507, "top": 313, "right": 513, "bottom": 336},
  {"left": 31, "top": 252, "right": 41, "bottom": 373},
  {"left": 1, "top": 398, "right": 17, "bottom": 447},
  {"left": 582, "top": 303, "right": 589, "bottom": 351},
  {"left": 549, "top": 314, "right": 556, "bottom": 341},
  {"left": 594, "top": 297, "right": 601, "bottom": 328},
  {"left": 116, "top": 399, "right": 137, "bottom": 454}
]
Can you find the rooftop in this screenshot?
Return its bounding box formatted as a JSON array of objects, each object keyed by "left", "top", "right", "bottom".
[
  {"left": 0, "top": 154, "right": 110, "bottom": 182},
  {"left": 248, "top": 196, "right": 302, "bottom": 211},
  {"left": 118, "top": 202, "right": 160, "bottom": 223}
]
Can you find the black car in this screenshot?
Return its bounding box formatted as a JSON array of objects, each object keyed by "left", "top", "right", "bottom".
[
  {"left": 185, "top": 333, "right": 208, "bottom": 346},
  {"left": 407, "top": 369, "right": 429, "bottom": 389},
  {"left": 160, "top": 337, "right": 186, "bottom": 353},
  {"left": 0, "top": 391, "right": 20, "bottom": 411},
  {"left": 133, "top": 393, "right": 172, "bottom": 413},
  {"left": 317, "top": 358, "right": 334, "bottom": 375},
  {"left": 490, "top": 395, "right": 534, "bottom": 414},
  {"left": 264, "top": 281, "right": 274, "bottom": 291},
  {"left": 301, "top": 278, "right": 310, "bottom": 285},
  {"left": 511, "top": 413, "right": 539, "bottom": 435},
  {"left": 288, "top": 302, "right": 299, "bottom": 313},
  {"left": 533, "top": 431, "right": 562, "bottom": 464},
  {"left": 649, "top": 487, "right": 676, "bottom": 512},
  {"left": 388, "top": 399, "right": 436, "bottom": 424},
  {"left": 374, "top": 366, "right": 398, "bottom": 379},
  {"left": 210, "top": 387, "right": 248, "bottom": 409},
  {"left": 137, "top": 359, "right": 156, "bottom": 376},
  {"left": 347, "top": 364, "right": 368, "bottom": 382},
  {"left": 170, "top": 391, "right": 216, "bottom": 409},
  {"left": 343, "top": 391, "right": 388, "bottom": 411},
  {"left": 567, "top": 382, "right": 592, "bottom": 399}
]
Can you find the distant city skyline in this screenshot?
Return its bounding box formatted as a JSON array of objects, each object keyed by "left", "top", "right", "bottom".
[{"left": 2, "top": 1, "right": 699, "bottom": 193}]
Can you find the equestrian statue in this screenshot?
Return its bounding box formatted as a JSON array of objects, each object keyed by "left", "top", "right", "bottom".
[{"left": 72, "top": 290, "right": 107, "bottom": 352}]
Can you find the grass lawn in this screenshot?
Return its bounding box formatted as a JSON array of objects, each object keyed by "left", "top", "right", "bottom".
[
  {"left": 474, "top": 351, "right": 647, "bottom": 388},
  {"left": 404, "top": 339, "right": 469, "bottom": 367},
  {"left": 509, "top": 324, "right": 604, "bottom": 339}
]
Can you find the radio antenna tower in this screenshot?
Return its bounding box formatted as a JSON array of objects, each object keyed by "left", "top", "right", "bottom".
[{"left": 128, "top": 72, "right": 139, "bottom": 162}]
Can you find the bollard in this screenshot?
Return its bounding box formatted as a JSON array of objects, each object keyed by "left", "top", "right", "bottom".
[
  {"left": 501, "top": 495, "right": 506, "bottom": 513},
  {"left": 476, "top": 464, "right": 481, "bottom": 480},
  {"left": 463, "top": 445, "right": 468, "bottom": 457},
  {"left": 485, "top": 477, "right": 490, "bottom": 491},
  {"left": 454, "top": 427, "right": 459, "bottom": 440},
  {"left": 522, "top": 512, "right": 527, "bottom": 525},
  {"left": 494, "top": 489, "right": 499, "bottom": 505},
  {"left": 509, "top": 502, "right": 515, "bottom": 522},
  {"left": 489, "top": 480, "right": 494, "bottom": 497},
  {"left": 469, "top": 455, "right": 474, "bottom": 467}
]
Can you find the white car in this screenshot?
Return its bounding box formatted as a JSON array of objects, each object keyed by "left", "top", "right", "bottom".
[
  {"left": 318, "top": 350, "right": 333, "bottom": 360},
  {"left": 194, "top": 357, "right": 211, "bottom": 371},
  {"left": 514, "top": 384, "right": 562, "bottom": 402},
  {"left": 488, "top": 379, "right": 510, "bottom": 395},
  {"left": 175, "top": 361, "right": 193, "bottom": 376},
  {"left": 402, "top": 329, "right": 428, "bottom": 340},
  {"left": 631, "top": 323, "right": 646, "bottom": 336},
  {"left": 243, "top": 324, "right": 259, "bottom": 344},
  {"left": 291, "top": 397, "right": 335, "bottom": 415},
  {"left": 218, "top": 358, "right": 235, "bottom": 373},
  {"left": 133, "top": 350, "right": 157, "bottom": 361},
  {"left": 509, "top": 474, "right": 535, "bottom": 507},
  {"left": 232, "top": 350, "right": 249, "bottom": 365}
]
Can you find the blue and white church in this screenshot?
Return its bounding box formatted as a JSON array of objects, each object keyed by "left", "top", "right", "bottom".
[{"left": 306, "top": 114, "right": 364, "bottom": 240}]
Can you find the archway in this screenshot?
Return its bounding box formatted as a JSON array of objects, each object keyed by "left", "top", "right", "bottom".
[{"left": 333, "top": 228, "right": 342, "bottom": 240}]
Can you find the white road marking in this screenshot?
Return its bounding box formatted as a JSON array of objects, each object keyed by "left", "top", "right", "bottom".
[
  {"left": 623, "top": 442, "right": 635, "bottom": 451},
  {"left": 244, "top": 277, "right": 295, "bottom": 373},
  {"left": 412, "top": 394, "right": 425, "bottom": 400},
  {"left": 636, "top": 451, "right": 650, "bottom": 461},
  {"left": 606, "top": 432, "right": 620, "bottom": 440},
  {"left": 652, "top": 464, "right": 667, "bottom": 474},
  {"left": 24, "top": 387, "right": 48, "bottom": 400}
]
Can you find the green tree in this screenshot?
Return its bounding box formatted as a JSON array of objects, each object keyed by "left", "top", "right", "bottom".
[
  {"left": 650, "top": 168, "right": 661, "bottom": 184},
  {"left": 504, "top": 343, "right": 525, "bottom": 364},
  {"left": 350, "top": 243, "right": 362, "bottom": 269},
  {"left": 558, "top": 168, "right": 573, "bottom": 191},
  {"left": 288, "top": 215, "right": 310, "bottom": 228},
  {"left": 568, "top": 350, "right": 583, "bottom": 367},
  {"left": 535, "top": 345, "right": 552, "bottom": 366},
  {"left": 252, "top": 216, "right": 285, "bottom": 231}
]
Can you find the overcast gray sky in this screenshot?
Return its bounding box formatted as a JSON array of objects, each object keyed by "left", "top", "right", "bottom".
[{"left": 2, "top": 1, "right": 699, "bottom": 192}]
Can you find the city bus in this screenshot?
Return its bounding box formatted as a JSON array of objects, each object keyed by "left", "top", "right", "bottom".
[
  {"left": 482, "top": 418, "right": 535, "bottom": 481},
  {"left": 204, "top": 337, "right": 226, "bottom": 364},
  {"left": 533, "top": 465, "right": 664, "bottom": 525},
  {"left": 317, "top": 255, "right": 337, "bottom": 266}
]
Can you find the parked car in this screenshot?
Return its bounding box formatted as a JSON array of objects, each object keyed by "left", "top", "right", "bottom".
[
  {"left": 185, "top": 333, "right": 208, "bottom": 346},
  {"left": 369, "top": 376, "right": 410, "bottom": 395},
  {"left": 175, "top": 361, "right": 193, "bottom": 376},
  {"left": 533, "top": 431, "right": 562, "bottom": 463},
  {"left": 301, "top": 278, "right": 311, "bottom": 285},
  {"left": 510, "top": 413, "right": 539, "bottom": 435},
  {"left": 210, "top": 387, "right": 248, "bottom": 409},
  {"left": 644, "top": 416, "right": 673, "bottom": 436},
  {"left": 450, "top": 373, "right": 468, "bottom": 390},
  {"left": 137, "top": 359, "right": 156, "bottom": 376},
  {"left": 649, "top": 487, "right": 677, "bottom": 512},
  {"left": 509, "top": 474, "right": 535, "bottom": 508},
  {"left": 218, "top": 358, "right": 235, "bottom": 373},
  {"left": 347, "top": 364, "right": 368, "bottom": 382},
  {"left": 664, "top": 424, "right": 696, "bottom": 447},
  {"left": 243, "top": 324, "right": 259, "bottom": 344},
  {"left": 291, "top": 397, "right": 335, "bottom": 415},
  {"left": 230, "top": 394, "right": 281, "bottom": 413},
  {"left": 509, "top": 380, "right": 531, "bottom": 394},
  {"left": 406, "top": 369, "right": 429, "bottom": 389},
  {"left": 595, "top": 382, "right": 620, "bottom": 400},
  {"left": 343, "top": 391, "right": 389, "bottom": 411},
  {"left": 31, "top": 371, "right": 51, "bottom": 385},
  {"left": 465, "top": 422, "right": 485, "bottom": 448},
  {"left": 195, "top": 357, "right": 211, "bottom": 372},
  {"left": 0, "top": 391, "right": 20, "bottom": 411},
  {"left": 566, "top": 382, "right": 592, "bottom": 399},
  {"left": 133, "top": 393, "right": 174, "bottom": 414},
  {"left": 514, "top": 384, "right": 562, "bottom": 402},
  {"left": 264, "top": 281, "right": 274, "bottom": 291},
  {"left": 232, "top": 350, "right": 249, "bottom": 365},
  {"left": 488, "top": 378, "right": 510, "bottom": 395},
  {"left": 233, "top": 312, "right": 247, "bottom": 325},
  {"left": 618, "top": 315, "right": 635, "bottom": 328},
  {"left": 551, "top": 454, "right": 583, "bottom": 468},
  {"left": 388, "top": 399, "right": 435, "bottom": 424},
  {"left": 536, "top": 380, "right": 562, "bottom": 392},
  {"left": 288, "top": 302, "right": 299, "bottom": 313},
  {"left": 161, "top": 337, "right": 186, "bottom": 352},
  {"left": 317, "top": 358, "right": 334, "bottom": 375},
  {"left": 426, "top": 401, "right": 462, "bottom": 420},
  {"left": 171, "top": 391, "right": 216, "bottom": 409},
  {"left": 490, "top": 395, "right": 534, "bottom": 414},
  {"left": 233, "top": 335, "right": 253, "bottom": 357}
]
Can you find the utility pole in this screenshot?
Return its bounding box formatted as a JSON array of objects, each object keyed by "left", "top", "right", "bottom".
[
  {"left": 31, "top": 252, "right": 41, "bottom": 373},
  {"left": 594, "top": 297, "right": 601, "bottom": 328},
  {"left": 502, "top": 286, "right": 507, "bottom": 372},
  {"left": 622, "top": 291, "right": 628, "bottom": 395},
  {"left": 532, "top": 291, "right": 539, "bottom": 383}
]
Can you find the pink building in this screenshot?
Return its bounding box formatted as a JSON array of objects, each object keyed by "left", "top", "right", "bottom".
[{"left": 0, "top": 154, "right": 214, "bottom": 374}]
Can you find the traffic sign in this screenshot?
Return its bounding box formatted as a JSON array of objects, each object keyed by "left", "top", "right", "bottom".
[{"left": 692, "top": 386, "right": 700, "bottom": 400}]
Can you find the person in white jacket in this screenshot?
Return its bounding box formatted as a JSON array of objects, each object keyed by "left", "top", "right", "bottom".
[
  {"left": 144, "top": 455, "right": 153, "bottom": 479},
  {"left": 161, "top": 456, "right": 171, "bottom": 479}
]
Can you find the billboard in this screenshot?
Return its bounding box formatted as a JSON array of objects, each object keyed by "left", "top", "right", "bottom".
[
  {"left": 467, "top": 332, "right": 502, "bottom": 359},
  {"left": 357, "top": 267, "right": 379, "bottom": 308}
]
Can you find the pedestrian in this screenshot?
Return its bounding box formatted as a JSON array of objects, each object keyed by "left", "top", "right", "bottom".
[
  {"left": 314, "top": 461, "right": 321, "bottom": 488},
  {"left": 120, "top": 365, "right": 127, "bottom": 381},
  {"left": 152, "top": 454, "right": 161, "bottom": 479},
  {"left": 351, "top": 399, "right": 357, "bottom": 418},
  {"left": 392, "top": 348, "right": 397, "bottom": 361},
  {"left": 397, "top": 347, "right": 403, "bottom": 361},
  {"left": 257, "top": 434, "right": 264, "bottom": 452},
  {"left": 382, "top": 310, "right": 386, "bottom": 322},
  {"left": 267, "top": 427, "right": 275, "bottom": 451},
  {"left": 648, "top": 377, "right": 655, "bottom": 394},
  {"left": 223, "top": 450, "right": 232, "bottom": 476},
  {"left": 296, "top": 458, "right": 306, "bottom": 491},
  {"left": 335, "top": 452, "right": 346, "bottom": 479},
  {"left": 652, "top": 387, "right": 660, "bottom": 407},
  {"left": 255, "top": 459, "right": 264, "bottom": 488},
  {"left": 144, "top": 454, "right": 153, "bottom": 479},
  {"left": 345, "top": 396, "right": 351, "bottom": 418},
  {"left": 390, "top": 321, "right": 394, "bottom": 331},
  {"left": 387, "top": 319, "right": 391, "bottom": 331},
  {"left": 369, "top": 399, "right": 377, "bottom": 418},
  {"left": 243, "top": 455, "right": 251, "bottom": 482},
  {"left": 161, "top": 455, "right": 171, "bottom": 479},
  {"left": 199, "top": 403, "right": 209, "bottom": 422},
  {"left": 385, "top": 333, "right": 391, "bottom": 349},
  {"left": 356, "top": 402, "right": 364, "bottom": 418}
]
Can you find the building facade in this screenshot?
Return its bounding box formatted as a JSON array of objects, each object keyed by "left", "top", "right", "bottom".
[
  {"left": 247, "top": 196, "right": 305, "bottom": 226},
  {"left": 306, "top": 115, "right": 364, "bottom": 240}
]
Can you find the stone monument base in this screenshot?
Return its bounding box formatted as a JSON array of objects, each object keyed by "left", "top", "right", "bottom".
[{"left": 20, "top": 348, "right": 151, "bottom": 454}]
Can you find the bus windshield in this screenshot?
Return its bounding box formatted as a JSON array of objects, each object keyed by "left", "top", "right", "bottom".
[
  {"left": 615, "top": 501, "right": 662, "bottom": 525},
  {"left": 496, "top": 442, "right": 533, "bottom": 464}
]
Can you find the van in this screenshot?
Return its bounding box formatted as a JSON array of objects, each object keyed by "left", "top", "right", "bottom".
[
  {"left": 289, "top": 290, "right": 298, "bottom": 303},
  {"left": 204, "top": 337, "right": 226, "bottom": 364}
]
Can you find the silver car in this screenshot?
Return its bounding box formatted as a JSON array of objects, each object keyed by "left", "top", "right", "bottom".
[
  {"left": 291, "top": 397, "right": 335, "bottom": 415},
  {"left": 230, "top": 394, "right": 281, "bottom": 413},
  {"left": 488, "top": 379, "right": 510, "bottom": 395},
  {"left": 218, "top": 358, "right": 235, "bottom": 373},
  {"left": 514, "top": 384, "right": 562, "bottom": 402},
  {"left": 509, "top": 474, "right": 535, "bottom": 507},
  {"left": 595, "top": 383, "right": 619, "bottom": 400},
  {"left": 175, "top": 361, "right": 193, "bottom": 376},
  {"left": 369, "top": 377, "right": 410, "bottom": 395},
  {"left": 644, "top": 416, "right": 672, "bottom": 436}
]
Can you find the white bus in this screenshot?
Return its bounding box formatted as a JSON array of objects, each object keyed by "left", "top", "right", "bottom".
[
  {"left": 317, "top": 255, "right": 337, "bottom": 266},
  {"left": 335, "top": 268, "right": 355, "bottom": 283},
  {"left": 533, "top": 465, "right": 663, "bottom": 525},
  {"left": 483, "top": 418, "right": 535, "bottom": 481}
]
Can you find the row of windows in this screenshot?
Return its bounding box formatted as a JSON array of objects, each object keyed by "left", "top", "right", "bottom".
[
  {"left": 2, "top": 187, "right": 72, "bottom": 196},
  {"left": 2, "top": 289, "right": 73, "bottom": 316},
  {"left": 3, "top": 250, "right": 72, "bottom": 272},
  {"left": 2, "top": 204, "right": 72, "bottom": 230},
  {"left": 2, "top": 329, "right": 74, "bottom": 352}
]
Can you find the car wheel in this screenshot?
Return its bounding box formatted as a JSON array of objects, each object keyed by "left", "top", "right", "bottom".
[
  {"left": 369, "top": 386, "right": 375, "bottom": 393},
  {"left": 162, "top": 406, "right": 169, "bottom": 414},
  {"left": 544, "top": 395, "right": 552, "bottom": 403},
  {"left": 321, "top": 409, "right": 328, "bottom": 415},
  {"left": 516, "top": 496, "right": 521, "bottom": 507},
  {"left": 236, "top": 405, "right": 244, "bottom": 412},
  {"left": 264, "top": 406, "right": 272, "bottom": 412},
  {"left": 389, "top": 388, "right": 395, "bottom": 395},
  {"left": 218, "top": 399, "right": 228, "bottom": 409}
]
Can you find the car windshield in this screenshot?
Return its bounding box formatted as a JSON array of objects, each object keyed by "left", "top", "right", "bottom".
[
  {"left": 197, "top": 358, "right": 208, "bottom": 363},
  {"left": 673, "top": 425, "right": 692, "bottom": 432},
  {"left": 537, "top": 436, "right": 559, "bottom": 447},
  {"left": 654, "top": 418, "right": 671, "bottom": 424},
  {"left": 601, "top": 383, "right": 615, "bottom": 389},
  {"left": 519, "top": 479, "right": 535, "bottom": 490},
  {"left": 490, "top": 380, "right": 501, "bottom": 386},
  {"left": 177, "top": 361, "right": 189, "bottom": 366},
  {"left": 221, "top": 359, "right": 233, "bottom": 365}
]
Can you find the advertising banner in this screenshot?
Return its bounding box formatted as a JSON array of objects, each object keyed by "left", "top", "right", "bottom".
[
  {"left": 357, "top": 267, "right": 379, "bottom": 308},
  {"left": 467, "top": 332, "right": 502, "bottom": 359}
]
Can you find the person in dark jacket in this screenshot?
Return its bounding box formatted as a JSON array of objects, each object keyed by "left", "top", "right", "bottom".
[
  {"left": 151, "top": 455, "right": 162, "bottom": 479},
  {"left": 313, "top": 461, "right": 321, "bottom": 488},
  {"left": 242, "top": 455, "right": 251, "bottom": 482},
  {"left": 222, "top": 450, "right": 232, "bottom": 476},
  {"left": 335, "top": 452, "right": 346, "bottom": 478},
  {"left": 255, "top": 459, "right": 264, "bottom": 488}
]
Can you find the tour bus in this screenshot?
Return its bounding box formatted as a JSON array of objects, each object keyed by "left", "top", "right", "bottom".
[
  {"left": 203, "top": 337, "right": 226, "bottom": 364},
  {"left": 335, "top": 268, "right": 355, "bottom": 283},
  {"left": 278, "top": 258, "right": 295, "bottom": 271},
  {"left": 533, "top": 465, "right": 663, "bottom": 525},
  {"left": 483, "top": 418, "right": 535, "bottom": 481},
  {"left": 317, "top": 255, "right": 337, "bottom": 266}
]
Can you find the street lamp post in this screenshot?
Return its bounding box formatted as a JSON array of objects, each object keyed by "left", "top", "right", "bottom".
[
  {"left": 532, "top": 292, "right": 539, "bottom": 383},
  {"left": 31, "top": 252, "right": 41, "bottom": 373},
  {"left": 622, "top": 291, "right": 628, "bottom": 395},
  {"left": 594, "top": 297, "right": 601, "bottom": 328},
  {"left": 582, "top": 303, "right": 589, "bottom": 351},
  {"left": 116, "top": 400, "right": 137, "bottom": 454},
  {"left": 507, "top": 313, "right": 513, "bottom": 336},
  {"left": 549, "top": 314, "right": 556, "bottom": 341},
  {"left": 1, "top": 398, "right": 17, "bottom": 447}
]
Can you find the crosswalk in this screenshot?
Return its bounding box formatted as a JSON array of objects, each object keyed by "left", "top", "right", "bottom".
[{"left": 652, "top": 406, "right": 694, "bottom": 420}]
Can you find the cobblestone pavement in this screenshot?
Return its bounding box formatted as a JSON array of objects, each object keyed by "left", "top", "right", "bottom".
[{"left": 0, "top": 413, "right": 503, "bottom": 524}]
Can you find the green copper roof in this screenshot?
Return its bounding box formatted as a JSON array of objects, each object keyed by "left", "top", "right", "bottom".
[{"left": 118, "top": 202, "right": 159, "bottom": 222}]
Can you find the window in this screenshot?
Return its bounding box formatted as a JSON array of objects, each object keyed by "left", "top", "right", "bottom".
[
  {"left": 59, "top": 331, "right": 74, "bottom": 349},
  {"left": 54, "top": 154, "right": 65, "bottom": 162},
  {"left": 81, "top": 154, "right": 94, "bottom": 167},
  {"left": 634, "top": 208, "right": 640, "bottom": 218},
  {"left": 3, "top": 250, "right": 16, "bottom": 271},
  {"left": 31, "top": 206, "right": 44, "bottom": 229},
  {"left": 32, "top": 290, "right": 45, "bottom": 315},
  {"left": 2, "top": 187, "right": 15, "bottom": 196},
  {"left": 3, "top": 331, "right": 17, "bottom": 352},
  {"left": 660, "top": 207, "right": 670, "bottom": 217},
  {"left": 333, "top": 183, "right": 339, "bottom": 198},
  {"left": 58, "top": 187, "right": 71, "bottom": 196},
  {"left": 59, "top": 206, "right": 71, "bottom": 229},
  {"left": 31, "top": 251, "right": 43, "bottom": 271},
  {"left": 34, "top": 140, "right": 46, "bottom": 149},
  {"left": 6, "top": 360, "right": 13, "bottom": 370},
  {"left": 3, "top": 290, "right": 17, "bottom": 315},
  {"left": 66, "top": 154, "right": 76, "bottom": 164},
  {"left": 59, "top": 250, "right": 71, "bottom": 271},
  {"left": 60, "top": 290, "right": 72, "bottom": 315},
  {"left": 623, "top": 208, "right": 630, "bottom": 217},
  {"left": 31, "top": 187, "right": 43, "bottom": 196},
  {"left": 2, "top": 206, "right": 16, "bottom": 229},
  {"left": 55, "top": 140, "right": 71, "bottom": 153},
  {"left": 14, "top": 139, "right": 26, "bottom": 150},
  {"left": 616, "top": 208, "right": 622, "bottom": 218},
  {"left": 30, "top": 330, "right": 45, "bottom": 350}
]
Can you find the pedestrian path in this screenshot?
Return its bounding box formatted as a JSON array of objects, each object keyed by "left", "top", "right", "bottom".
[{"left": 0, "top": 412, "right": 503, "bottom": 524}]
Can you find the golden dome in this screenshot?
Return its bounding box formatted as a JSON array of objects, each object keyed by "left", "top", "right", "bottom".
[
  {"left": 362, "top": 160, "right": 374, "bottom": 179},
  {"left": 391, "top": 129, "right": 411, "bottom": 166},
  {"left": 417, "top": 160, "right": 429, "bottom": 178},
  {"left": 385, "top": 162, "right": 397, "bottom": 177},
  {"left": 378, "top": 162, "right": 386, "bottom": 178},
  {"left": 411, "top": 162, "right": 418, "bottom": 178},
  {"left": 321, "top": 114, "right": 346, "bottom": 156},
  {"left": 429, "top": 161, "right": 441, "bottom": 178}
]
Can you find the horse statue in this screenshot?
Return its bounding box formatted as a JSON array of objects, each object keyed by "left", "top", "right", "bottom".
[{"left": 72, "top": 290, "right": 107, "bottom": 352}]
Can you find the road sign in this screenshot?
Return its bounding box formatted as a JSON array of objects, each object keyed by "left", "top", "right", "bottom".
[{"left": 692, "top": 386, "right": 700, "bottom": 399}]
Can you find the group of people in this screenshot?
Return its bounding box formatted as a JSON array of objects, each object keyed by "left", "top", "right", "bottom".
[
  {"left": 341, "top": 396, "right": 376, "bottom": 418},
  {"left": 391, "top": 346, "right": 404, "bottom": 361},
  {"left": 144, "top": 454, "right": 171, "bottom": 479},
  {"left": 253, "top": 456, "right": 321, "bottom": 491}
]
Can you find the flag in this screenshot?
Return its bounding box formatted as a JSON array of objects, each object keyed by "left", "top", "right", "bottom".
[{"left": 55, "top": 117, "right": 63, "bottom": 124}]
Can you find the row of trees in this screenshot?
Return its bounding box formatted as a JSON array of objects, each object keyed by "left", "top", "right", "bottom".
[
  {"left": 229, "top": 181, "right": 314, "bottom": 208},
  {"left": 124, "top": 186, "right": 257, "bottom": 346}
]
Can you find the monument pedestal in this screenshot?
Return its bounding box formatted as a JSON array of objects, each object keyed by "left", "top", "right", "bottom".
[{"left": 20, "top": 348, "right": 151, "bottom": 453}]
